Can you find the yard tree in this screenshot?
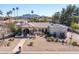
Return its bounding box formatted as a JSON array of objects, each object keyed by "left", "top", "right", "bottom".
[
  {"left": 53, "top": 4, "right": 77, "bottom": 26},
  {"left": 53, "top": 11, "right": 60, "bottom": 23},
  {"left": 7, "top": 23, "right": 18, "bottom": 34},
  {"left": 60, "top": 5, "right": 76, "bottom": 26}
]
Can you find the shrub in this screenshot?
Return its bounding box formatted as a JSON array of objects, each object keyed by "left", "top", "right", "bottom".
[
  {"left": 46, "top": 37, "right": 50, "bottom": 42},
  {"left": 8, "top": 39, "right": 12, "bottom": 41},
  {"left": 27, "top": 42, "right": 33, "bottom": 46},
  {"left": 46, "top": 37, "right": 55, "bottom": 42},
  {"left": 51, "top": 39, "right": 54, "bottom": 42},
  {"left": 55, "top": 39, "right": 59, "bottom": 42},
  {"left": 40, "top": 33, "right": 44, "bottom": 37},
  {"left": 46, "top": 39, "right": 51, "bottom": 42},
  {"left": 8, "top": 39, "right": 14, "bottom": 41},
  {"left": 72, "top": 41, "right": 77, "bottom": 46},
  {"left": 7, "top": 42, "right": 10, "bottom": 47},
  {"left": 71, "top": 22, "right": 79, "bottom": 30},
  {"left": 59, "top": 32, "right": 66, "bottom": 39},
  {"left": 50, "top": 37, "right": 55, "bottom": 42},
  {"left": 44, "top": 32, "right": 52, "bottom": 39}
]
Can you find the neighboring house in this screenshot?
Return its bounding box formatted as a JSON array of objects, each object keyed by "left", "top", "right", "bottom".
[{"left": 48, "top": 23, "right": 68, "bottom": 38}]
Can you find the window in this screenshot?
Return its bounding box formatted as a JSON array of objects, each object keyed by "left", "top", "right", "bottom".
[
  {"left": 34, "top": 29, "right": 37, "bottom": 32},
  {"left": 53, "top": 32, "right": 57, "bottom": 38}
]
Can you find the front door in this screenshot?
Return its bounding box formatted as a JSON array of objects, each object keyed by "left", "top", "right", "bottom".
[{"left": 23, "top": 28, "right": 29, "bottom": 37}]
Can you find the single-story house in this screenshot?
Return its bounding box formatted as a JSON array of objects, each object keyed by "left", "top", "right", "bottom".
[
  {"left": 15, "top": 22, "right": 49, "bottom": 37},
  {"left": 48, "top": 23, "right": 69, "bottom": 38},
  {"left": 15, "top": 20, "right": 69, "bottom": 38}
]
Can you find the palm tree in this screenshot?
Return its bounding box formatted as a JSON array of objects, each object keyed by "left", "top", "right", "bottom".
[
  {"left": 6, "top": 12, "right": 9, "bottom": 17},
  {"left": 6, "top": 10, "right": 12, "bottom": 17},
  {"left": 31, "top": 10, "right": 34, "bottom": 14},
  {"left": 0, "top": 10, "right": 3, "bottom": 16},
  {"left": 0, "top": 10, "right": 3, "bottom": 20},
  {"left": 16, "top": 7, "right": 19, "bottom": 17},
  {"left": 16, "top": 7, "right": 19, "bottom": 20},
  {"left": 31, "top": 10, "right": 34, "bottom": 21},
  {"left": 12, "top": 8, "right": 15, "bottom": 17},
  {"left": 9, "top": 10, "right": 12, "bottom": 16}
]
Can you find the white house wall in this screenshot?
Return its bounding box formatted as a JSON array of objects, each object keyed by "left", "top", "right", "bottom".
[{"left": 48, "top": 24, "right": 68, "bottom": 36}]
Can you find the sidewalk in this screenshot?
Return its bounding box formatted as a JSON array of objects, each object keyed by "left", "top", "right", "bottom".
[{"left": 12, "top": 39, "right": 26, "bottom": 53}]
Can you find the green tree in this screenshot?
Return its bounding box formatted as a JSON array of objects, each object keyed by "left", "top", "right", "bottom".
[
  {"left": 53, "top": 12, "right": 60, "bottom": 23},
  {"left": 60, "top": 8, "right": 66, "bottom": 24},
  {"left": 7, "top": 23, "right": 18, "bottom": 33},
  {"left": 58, "top": 4, "right": 76, "bottom": 26},
  {"left": 64, "top": 5, "right": 76, "bottom": 26},
  {"left": 6, "top": 10, "right": 12, "bottom": 17},
  {"left": 71, "top": 22, "right": 79, "bottom": 29}
]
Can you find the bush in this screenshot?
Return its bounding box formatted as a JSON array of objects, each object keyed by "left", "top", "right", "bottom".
[
  {"left": 55, "top": 39, "right": 59, "bottom": 42},
  {"left": 46, "top": 37, "right": 51, "bottom": 42},
  {"left": 72, "top": 41, "right": 77, "bottom": 46},
  {"left": 27, "top": 42, "right": 33, "bottom": 46},
  {"left": 51, "top": 38, "right": 54, "bottom": 42},
  {"left": 8, "top": 39, "right": 12, "bottom": 41},
  {"left": 46, "top": 37, "right": 55, "bottom": 42},
  {"left": 8, "top": 39, "right": 14, "bottom": 41},
  {"left": 44, "top": 32, "right": 52, "bottom": 38},
  {"left": 46, "top": 39, "right": 51, "bottom": 42},
  {"left": 40, "top": 33, "right": 44, "bottom": 37},
  {"left": 71, "top": 22, "right": 79, "bottom": 30},
  {"left": 50, "top": 37, "right": 55, "bottom": 42},
  {"left": 59, "top": 33, "right": 66, "bottom": 39},
  {"left": 7, "top": 42, "right": 10, "bottom": 47}
]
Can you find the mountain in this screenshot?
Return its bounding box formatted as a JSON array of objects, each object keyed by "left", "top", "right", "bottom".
[{"left": 22, "top": 14, "right": 40, "bottom": 18}]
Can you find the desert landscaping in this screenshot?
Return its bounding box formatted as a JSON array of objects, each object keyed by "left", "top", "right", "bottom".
[{"left": 0, "top": 4, "right": 79, "bottom": 54}]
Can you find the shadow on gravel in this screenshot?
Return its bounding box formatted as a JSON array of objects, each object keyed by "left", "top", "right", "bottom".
[{"left": 14, "top": 51, "right": 21, "bottom": 54}]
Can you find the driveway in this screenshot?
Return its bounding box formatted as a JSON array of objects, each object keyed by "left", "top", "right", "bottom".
[{"left": 67, "top": 32, "right": 79, "bottom": 43}]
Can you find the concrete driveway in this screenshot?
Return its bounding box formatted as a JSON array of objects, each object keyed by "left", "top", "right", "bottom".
[{"left": 67, "top": 32, "right": 79, "bottom": 43}]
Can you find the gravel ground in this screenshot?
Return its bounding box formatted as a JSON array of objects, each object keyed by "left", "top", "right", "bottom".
[{"left": 22, "top": 35, "right": 79, "bottom": 53}]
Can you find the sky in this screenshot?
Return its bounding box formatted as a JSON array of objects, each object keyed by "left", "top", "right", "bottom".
[{"left": 0, "top": 4, "right": 79, "bottom": 17}]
